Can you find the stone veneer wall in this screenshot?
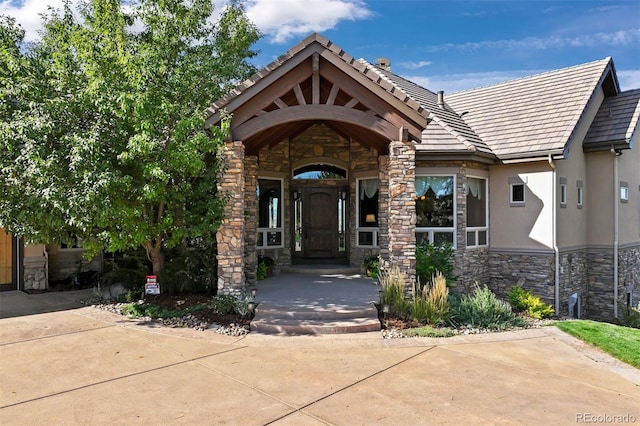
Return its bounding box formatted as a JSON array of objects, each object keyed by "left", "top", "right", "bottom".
[
  {"left": 244, "top": 156, "right": 258, "bottom": 285},
  {"left": 216, "top": 141, "right": 245, "bottom": 295},
  {"left": 23, "top": 256, "right": 47, "bottom": 291},
  {"left": 487, "top": 250, "right": 555, "bottom": 304},
  {"left": 558, "top": 249, "right": 589, "bottom": 318},
  {"left": 374, "top": 155, "right": 389, "bottom": 269},
  {"left": 619, "top": 245, "right": 640, "bottom": 310},
  {"left": 588, "top": 245, "right": 640, "bottom": 320},
  {"left": 386, "top": 141, "right": 416, "bottom": 281}
]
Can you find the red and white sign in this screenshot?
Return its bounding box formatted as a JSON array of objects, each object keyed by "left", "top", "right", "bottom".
[{"left": 145, "top": 275, "right": 160, "bottom": 295}]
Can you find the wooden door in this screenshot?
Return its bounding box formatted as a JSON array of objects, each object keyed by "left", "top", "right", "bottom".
[
  {"left": 0, "top": 228, "right": 15, "bottom": 289},
  {"left": 303, "top": 188, "right": 337, "bottom": 258}
]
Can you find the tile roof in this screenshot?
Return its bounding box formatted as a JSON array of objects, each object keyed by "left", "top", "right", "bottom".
[
  {"left": 363, "top": 65, "right": 494, "bottom": 157},
  {"left": 208, "top": 34, "right": 625, "bottom": 163},
  {"left": 446, "top": 58, "right": 614, "bottom": 159},
  {"left": 584, "top": 88, "right": 640, "bottom": 150},
  {"left": 206, "top": 33, "right": 490, "bottom": 157}
]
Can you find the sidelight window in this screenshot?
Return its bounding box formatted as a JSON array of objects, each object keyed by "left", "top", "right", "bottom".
[
  {"left": 357, "top": 178, "right": 379, "bottom": 247},
  {"left": 257, "top": 178, "right": 283, "bottom": 248}
]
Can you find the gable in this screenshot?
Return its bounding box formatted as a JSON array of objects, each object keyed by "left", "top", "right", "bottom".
[
  {"left": 446, "top": 58, "right": 619, "bottom": 161},
  {"left": 205, "top": 34, "right": 430, "bottom": 155}
]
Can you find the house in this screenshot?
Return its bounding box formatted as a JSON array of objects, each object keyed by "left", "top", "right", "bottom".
[
  {"left": 205, "top": 33, "right": 640, "bottom": 320},
  {"left": 4, "top": 33, "right": 638, "bottom": 322}
]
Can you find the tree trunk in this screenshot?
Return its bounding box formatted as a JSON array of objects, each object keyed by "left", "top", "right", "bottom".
[{"left": 147, "top": 245, "right": 165, "bottom": 276}]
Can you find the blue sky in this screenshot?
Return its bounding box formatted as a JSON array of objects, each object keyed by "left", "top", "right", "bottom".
[{"left": 3, "top": 0, "right": 639, "bottom": 92}]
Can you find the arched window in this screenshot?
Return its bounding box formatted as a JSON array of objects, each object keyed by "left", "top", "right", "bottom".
[{"left": 293, "top": 164, "right": 347, "bottom": 180}]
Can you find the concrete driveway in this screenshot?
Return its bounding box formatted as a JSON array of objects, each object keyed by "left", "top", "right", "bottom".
[{"left": 1, "top": 290, "right": 639, "bottom": 425}]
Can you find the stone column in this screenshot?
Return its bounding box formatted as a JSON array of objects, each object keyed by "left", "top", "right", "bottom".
[
  {"left": 216, "top": 141, "right": 246, "bottom": 295},
  {"left": 386, "top": 141, "right": 417, "bottom": 282},
  {"left": 244, "top": 155, "right": 258, "bottom": 285},
  {"left": 377, "top": 155, "right": 390, "bottom": 265}
]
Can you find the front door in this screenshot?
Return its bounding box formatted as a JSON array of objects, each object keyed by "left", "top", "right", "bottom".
[
  {"left": 0, "top": 228, "right": 17, "bottom": 292},
  {"left": 293, "top": 186, "right": 347, "bottom": 261}
]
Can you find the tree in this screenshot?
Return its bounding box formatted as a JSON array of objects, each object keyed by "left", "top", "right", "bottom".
[{"left": 0, "top": 0, "right": 260, "bottom": 274}]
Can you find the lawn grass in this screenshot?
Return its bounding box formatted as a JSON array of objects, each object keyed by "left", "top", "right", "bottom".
[{"left": 555, "top": 320, "right": 640, "bottom": 368}]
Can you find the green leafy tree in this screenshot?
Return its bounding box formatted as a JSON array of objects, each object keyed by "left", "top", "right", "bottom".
[{"left": 0, "top": 0, "right": 260, "bottom": 274}]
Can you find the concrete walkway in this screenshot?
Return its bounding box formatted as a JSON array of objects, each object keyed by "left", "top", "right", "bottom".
[{"left": 1, "top": 289, "right": 639, "bottom": 425}]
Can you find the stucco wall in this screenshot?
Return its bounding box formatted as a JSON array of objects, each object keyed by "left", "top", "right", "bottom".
[
  {"left": 555, "top": 88, "right": 602, "bottom": 249},
  {"left": 585, "top": 151, "right": 614, "bottom": 246},
  {"left": 618, "top": 140, "right": 640, "bottom": 246},
  {"left": 488, "top": 161, "right": 554, "bottom": 250}
]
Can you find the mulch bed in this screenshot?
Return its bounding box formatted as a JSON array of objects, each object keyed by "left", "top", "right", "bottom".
[{"left": 140, "top": 293, "right": 252, "bottom": 327}]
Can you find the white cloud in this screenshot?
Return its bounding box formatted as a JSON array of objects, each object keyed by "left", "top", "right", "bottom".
[
  {"left": 398, "top": 60, "right": 432, "bottom": 70},
  {"left": 617, "top": 70, "right": 640, "bottom": 91},
  {"left": 244, "top": 0, "right": 373, "bottom": 44},
  {"left": 404, "top": 70, "right": 545, "bottom": 94},
  {"left": 0, "top": 0, "right": 81, "bottom": 41},
  {"left": 426, "top": 28, "right": 640, "bottom": 52}
]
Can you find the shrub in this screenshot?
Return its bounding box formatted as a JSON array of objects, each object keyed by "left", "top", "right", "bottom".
[
  {"left": 378, "top": 264, "right": 411, "bottom": 318},
  {"left": 451, "top": 284, "right": 525, "bottom": 330},
  {"left": 234, "top": 293, "right": 257, "bottom": 318},
  {"left": 362, "top": 254, "right": 379, "bottom": 279},
  {"left": 211, "top": 294, "right": 237, "bottom": 315},
  {"left": 257, "top": 261, "right": 268, "bottom": 281},
  {"left": 507, "top": 285, "right": 554, "bottom": 319},
  {"left": 412, "top": 272, "right": 450, "bottom": 325},
  {"left": 416, "top": 242, "right": 455, "bottom": 284},
  {"left": 621, "top": 302, "right": 640, "bottom": 329}
]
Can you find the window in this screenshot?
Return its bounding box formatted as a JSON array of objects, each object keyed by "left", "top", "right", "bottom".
[
  {"left": 577, "top": 180, "right": 583, "bottom": 208},
  {"left": 509, "top": 176, "right": 526, "bottom": 206},
  {"left": 257, "top": 178, "right": 283, "bottom": 248},
  {"left": 559, "top": 177, "right": 567, "bottom": 207},
  {"left": 620, "top": 181, "right": 629, "bottom": 203},
  {"left": 415, "top": 175, "right": 455, "bottom": 247},
  {"left": 466, "top": 177, "right": 488, "bottom": 247},
  {"left": 357, "top": 178, "right": 379, "bottom": 247},
  {"left": 293, "top": 164, "right": 346, "bottom": 180}
]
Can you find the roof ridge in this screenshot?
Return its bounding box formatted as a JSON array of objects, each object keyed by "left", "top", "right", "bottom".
[{"left": 448, "top": 57, "right": 612, "bottom": 96}]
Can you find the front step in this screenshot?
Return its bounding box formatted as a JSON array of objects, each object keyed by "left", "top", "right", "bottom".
[{"left": 251, "top": 302, "right": 381, "bottom": 335}]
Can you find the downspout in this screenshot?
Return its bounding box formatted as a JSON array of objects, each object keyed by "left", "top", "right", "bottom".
[
  {"left": 548, "top": 155, "right": 560, "bottom": 315},
  {"left": 611, "top": 147, "right": 620, "bottom": 318}
]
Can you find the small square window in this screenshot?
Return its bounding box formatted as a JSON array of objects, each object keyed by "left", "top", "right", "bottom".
[
  {"left": 510, "top": 183, "right": 525, "bottom": 205},
  {"left": 620, "top": 182, "right": 629, "bottom": 202}
]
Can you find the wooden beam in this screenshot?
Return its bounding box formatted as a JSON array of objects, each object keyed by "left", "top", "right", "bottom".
[
  {"left": 343, "top": 98, "right": 359, "bottom": 109},
  {"left": 223, "top": 60, "right": 311, "bottom": 127},
  {"left": 205, "top": 43, "right": 326, "bottom": 127},
  {"left": 312, "top": 53, "right": 320, "bottom": 104},
  {"left": 274, "top": 98, "right": 288, "bottom": 109},
  {"left": 326, "top": 84, "right": 339, "bottom": 106},
  {"left": 293, "top": 84, "right": 306, "bottom": 105},
  {"left": 234, "top": 105, "right": 399, "bottom": 142},
  {"left": 320, "top": 62, "right": 425, "bottom": 139}
]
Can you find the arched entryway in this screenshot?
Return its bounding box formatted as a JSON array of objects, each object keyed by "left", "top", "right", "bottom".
[
  {"left": 207, "top": 34, "right": 426, "bottom": 293},
  {"left": 291, "top": 162, "right": 349, "bottom": 263}
]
